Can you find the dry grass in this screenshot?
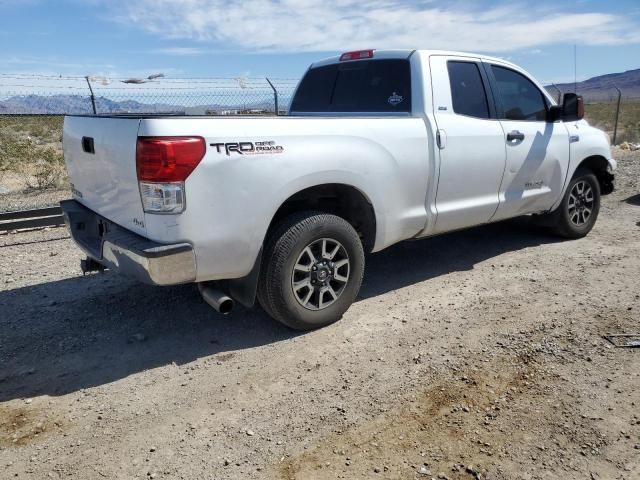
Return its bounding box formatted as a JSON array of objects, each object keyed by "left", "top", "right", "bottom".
[
  {"left": 584, "top": 99, "right": 640, "bottom": 144},
  {"left": 0, "top": 104, "right": 637, "bottom": 195},
  {"left": 0, "top": 116, "right": 66, "bottom": 191}
]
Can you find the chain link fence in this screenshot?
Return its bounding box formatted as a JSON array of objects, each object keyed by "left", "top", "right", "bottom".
[
  {"left": 1, "top": 74, "right": 638, "bottom": 199},
  {"left": 0, "top": 74, "right": 298, "bottom": 197},
  {"left": 544, "top": 84, "right": 640, "bottom": 146},
  {"left": 0, "top": 74, "right": 298, "bottom": 115},
  {"left": 581, "top": 95, "right": 640, "bottom": 146}
]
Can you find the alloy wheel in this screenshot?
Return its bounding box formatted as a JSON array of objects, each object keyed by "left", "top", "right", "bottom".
[
  {"left": 568, "top": 180, "right": 594, "bottom": 227},
  {"left": 291, "top": 238, "right": 350, "bottom": 310}
]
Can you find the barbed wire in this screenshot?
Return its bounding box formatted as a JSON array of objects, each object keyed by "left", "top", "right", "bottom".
[
  {"left": 0, "top": 73, "right": 299, "bottom": 83},
  {"left": 0, "top": 74, "right": 298, "bottom": 115}
]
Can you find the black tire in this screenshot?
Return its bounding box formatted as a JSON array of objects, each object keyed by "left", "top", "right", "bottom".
[
  {"left": 257, "top": 212, "right": 365, "bottom": 330},
  {"left": 549, "top": 168, "right": 600, "bottom": 239}
]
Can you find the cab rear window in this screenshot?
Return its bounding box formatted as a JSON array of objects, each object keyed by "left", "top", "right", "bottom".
[{"left": 291, "top": 59, "right": 411, "bottom": 113}]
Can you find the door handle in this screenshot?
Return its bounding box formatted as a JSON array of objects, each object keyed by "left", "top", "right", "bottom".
[
  {"left": 436, "top": 129, "right": 446, "bottom": 149},
  {"left": 507, "top": 130, "right": 525, "bottom": 142}
]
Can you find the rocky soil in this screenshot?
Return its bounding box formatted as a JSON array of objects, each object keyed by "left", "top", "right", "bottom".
[
  {"left": 0, "top": 181, "right": 69, "bottom": 213},
  {"left": 0, "top": 149, "right": 639, "bottom": 480}
]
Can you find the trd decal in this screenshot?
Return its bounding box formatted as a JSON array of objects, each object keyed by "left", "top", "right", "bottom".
[{"left": 210, "top": 140, "right": 284, "bottom": 156}]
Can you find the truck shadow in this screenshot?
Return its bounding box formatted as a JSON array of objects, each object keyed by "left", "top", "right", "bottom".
[
  {"left": 624, "top": 193, "right": 640, "bottom": 206},
  {"left": 360, "top": 218, "right": 558, "bottom": 299},
  {"left": 0, "top": 219, "right": 560, "bottom": 402}
]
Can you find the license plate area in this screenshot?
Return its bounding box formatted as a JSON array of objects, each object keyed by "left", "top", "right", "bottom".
[{"left": 63, "top": 204, "right": 110, "bottom": 260}]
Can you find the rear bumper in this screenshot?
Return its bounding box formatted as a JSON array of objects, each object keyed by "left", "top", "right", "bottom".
[{"left": 60, "top": 200, "right": 196, "bottom": 286}]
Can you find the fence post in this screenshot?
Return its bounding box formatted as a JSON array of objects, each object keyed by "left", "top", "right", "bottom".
[
  {"left": 84, "top": 76, "right": 97, "bottom": 115},
  {"left": 265, "top": 77, "right": 279, "bottom": 116},
  {"left": 612, "top": 85, "right": 622, "bottom": 145}
]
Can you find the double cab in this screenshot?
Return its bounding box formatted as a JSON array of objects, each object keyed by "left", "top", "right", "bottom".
[{"left": 61, "top": 49, "right": 616, "bottom": 329}]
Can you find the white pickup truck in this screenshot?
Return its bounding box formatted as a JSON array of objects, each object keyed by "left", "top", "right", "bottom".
[{"left": 61, "top": 49, "right": 616, "bottom": 330}]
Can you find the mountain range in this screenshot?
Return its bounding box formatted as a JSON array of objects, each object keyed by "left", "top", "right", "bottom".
[
  {"left": 0, "top": 94, "right": 278, "bottom": 115},
  {"left": 0, "top": 94, "right": 187, "bottom": 115},
  {"left": 546, "top": 68, "right": 640, "bottom": 101}
]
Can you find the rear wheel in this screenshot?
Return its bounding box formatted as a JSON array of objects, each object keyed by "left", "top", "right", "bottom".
[
  {"left": 549, "top": 169, "right": 600, "bottom": 238},
  {"left": 257, "top": 212, "right": 365, "bottom": 330}
]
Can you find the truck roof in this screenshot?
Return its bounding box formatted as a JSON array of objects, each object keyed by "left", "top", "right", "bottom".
[{"left": 310, "top": 49, "right": 518, "bottom": 70}]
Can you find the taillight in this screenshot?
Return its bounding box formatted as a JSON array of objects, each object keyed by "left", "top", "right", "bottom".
[
  {"left": 136, "top": 136, "right": 205, "bottom": 214},
  {"left": 339, "top": 49, "right": 374, "bottom": 61},
  {"left": 136, "top": 136, "right": 205, "bottom": 182}
]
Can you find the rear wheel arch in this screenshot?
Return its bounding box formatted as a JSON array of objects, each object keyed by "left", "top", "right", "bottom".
[
  {"left": 265, "top": 183, "right": 378, "bottom": 253},
  {"left": 224, "top": 184, "right": 376, "bottom": 310}
]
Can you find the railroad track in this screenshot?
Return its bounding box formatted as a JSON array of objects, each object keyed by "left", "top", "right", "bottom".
[{"left": 0, "top": 206, "right": 65, "bottom": 232}]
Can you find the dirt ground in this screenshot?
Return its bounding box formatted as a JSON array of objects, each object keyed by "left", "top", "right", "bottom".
[
  {"left": 1, "top": 149, "right": 639, "bottom": 480},
  {"left": 0, "top": 182, "right": 68, "bottom": 212}
]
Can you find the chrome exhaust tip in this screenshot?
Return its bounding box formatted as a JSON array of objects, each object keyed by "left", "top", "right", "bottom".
[{"left": 198, "top": 283, "right": 235, "bottom": 314}]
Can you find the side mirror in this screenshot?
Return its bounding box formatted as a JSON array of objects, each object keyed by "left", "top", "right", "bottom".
[
  {"left": 547, "top": 105, "right": 561, "bottom": 122},
  {"left": 562, "top": 93, "right": 584, "bottom": 121}
]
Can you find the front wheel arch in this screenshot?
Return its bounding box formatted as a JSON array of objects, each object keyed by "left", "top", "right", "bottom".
[{"left": 574, "top": 155, "right": 614, "bottom": 195}]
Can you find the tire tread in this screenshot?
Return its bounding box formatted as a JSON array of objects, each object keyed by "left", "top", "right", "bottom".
[
  {"left": 550, "top": 168, "right": 600, "bottom": 239},
  {"left": 257, "top": 211, "right": 364, "bottom": 330}
]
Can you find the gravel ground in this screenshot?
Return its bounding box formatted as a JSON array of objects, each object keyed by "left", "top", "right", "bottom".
[
  {"left": 1, "top": 149, "right": 639, "bottom": 480},
  {"left": 0, "top": 185, "right": 70, "bottom": 213}
]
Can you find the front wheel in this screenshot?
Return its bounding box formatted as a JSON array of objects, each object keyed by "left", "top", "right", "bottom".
[
  {"left": 257, "top": 212, "right": 365, "bottom": 330},
  {"left": 549, "top": 169, "right": 601, "bottom": 238}
]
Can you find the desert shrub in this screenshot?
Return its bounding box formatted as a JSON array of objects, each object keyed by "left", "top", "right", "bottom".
[
  {"left": 616, "top": 129, "right": 640, "bottom": 145},
  {"left": 0, "top": 137, "right": 66, "bottom": 190},
  {"left": 22, "top": 146, "right": 65, "bottom": 190},
  {"left": 0, "top": 115, "right": 63, "bottom": 140},
  {"left": 0, "top": 116, "right": 66, "bottom": 191},
  {"left": 0, "top": 137, "right": 31, "bottom": 176},
  {"left": 584, "top": 100, "right": 640, "bottom": 144}
]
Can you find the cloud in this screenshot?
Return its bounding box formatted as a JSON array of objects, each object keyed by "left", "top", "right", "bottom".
[
  {"left": 107, "top": 0, "right": 640, "bottom": 53},
  {"left": 2, "top": 54, "right": 117, "bottom": 71},
  {"left": 150, "top": 47, "right": 206, "bottom": 56},
  {"left": 0, "top": 54, "right": 184, "bottom": 79}
]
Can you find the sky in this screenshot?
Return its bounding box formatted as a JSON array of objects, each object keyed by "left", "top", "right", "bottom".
[{"left": 1, "top": 0, "right": 640, "bottom": 84}]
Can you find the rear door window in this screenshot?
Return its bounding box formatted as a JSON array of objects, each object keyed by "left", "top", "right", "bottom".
[
  {"left": 291, "top": 59, "right": 411, "bottom": 113},
  {"left": 490, "top": 65, "right": 548, "bottom": 121},
  {"left": 447, "top": 61, "right": 490, "bottom": 119}
]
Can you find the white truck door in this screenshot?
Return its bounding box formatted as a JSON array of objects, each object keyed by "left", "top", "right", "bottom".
[
  {"left": 429, "top": 55, "right": 507, "bottom": 234},
  {"left": 485, "top": 62, "right": 570, "bottom": 221}
]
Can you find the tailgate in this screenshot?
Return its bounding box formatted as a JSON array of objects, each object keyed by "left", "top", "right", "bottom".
[{"left": 63, "top": 116, "right": 146, "bottom": 236}]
